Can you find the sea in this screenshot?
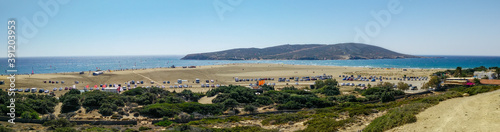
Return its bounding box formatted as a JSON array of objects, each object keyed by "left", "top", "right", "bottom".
[{"left": 1, "top": 55, "right": 500, "bottom": 75}]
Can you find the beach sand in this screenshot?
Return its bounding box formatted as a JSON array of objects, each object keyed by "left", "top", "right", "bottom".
[{"left": 0, "top": 63, "right": 441, "bottom": 97}]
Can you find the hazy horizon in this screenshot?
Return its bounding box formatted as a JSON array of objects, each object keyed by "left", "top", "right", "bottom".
[{"left": 1, "top": 0, "right": 499, "bottom": 57}]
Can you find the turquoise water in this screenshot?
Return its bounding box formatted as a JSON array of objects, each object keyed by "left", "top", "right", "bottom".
[{"left": 1, "top": 55, "right": 500, "bottom": 74}]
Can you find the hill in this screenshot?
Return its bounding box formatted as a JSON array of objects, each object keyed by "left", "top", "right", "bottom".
[{"left": 181, "top": 43, "right": 422, "bottom": 60}]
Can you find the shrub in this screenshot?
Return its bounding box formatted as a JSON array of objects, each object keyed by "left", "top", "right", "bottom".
[
  {"left": 380, "top": 92, "right": 395, "bottom": 102},
  {"left": 61, "top": 95, "right": 81, "bottom": 113},
  {"left": 99, "top": 108, "right": 114, "bottom": 116},
  {"left": 261, "top": 113, "right": 307, "bottom": 125},
  {"left": 244, "top": 105, "right": 257, "bottom": 114},
  {"left": 364, "top": 103, "right": 430, "bottom": 132},
  {"left": 139, "top": 102, "right": 223, "bottom": 118},
  {"left": 0, "top": 126, "right": 13, "bottom": 132},
  {"left": 29, "top": 112, "right": 40, "bottom": 119},
  {"left": 300, "top": 118, "right": 354, "bottom": 132},
  {"left": 43, "top": 118, "right": 75, "bottom": 130},
  {"left": 154, "top": 120, "right": 174, "bottom": 127},
  {"left": 255, "top": 96, "right": 274, "bottom": 106},
  {"left": 54, "top": 127, "right": 78, "bottom": 132},
  {"left": 277, "top": 101, "right": 304, "bottom": 110},
  {"left": 315, "top": 85, "right": 340, "bottom": 96},
  {"left": 21, "top": 111, "right": 32, "bottom": 119},
  {"left": 331, "top": 95, "right": 357, "bottom": 103},
  {"left": 139, "top": 126, "right": 151, "bottom": 131}
]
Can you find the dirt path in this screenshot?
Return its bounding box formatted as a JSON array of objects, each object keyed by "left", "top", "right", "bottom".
[
  {"left": 133, "top": 71, "right": 157, "bottom": 84},
  {"left": 53, "top": 102, "right": 63, "bottom": 117},
  {"left": 198, "top": 95, "right": 217, "bottom": 104},
  {"left": 390, "top": 89, "right": 500, "bottom": 132}
]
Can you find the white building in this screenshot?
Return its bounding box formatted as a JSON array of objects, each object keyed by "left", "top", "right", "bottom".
[
  {"left": 474, "top": 71, "right": 498, "bottom": 79},
  {"left": 103, "top": 87, "right": 119, "bottom": 93}
]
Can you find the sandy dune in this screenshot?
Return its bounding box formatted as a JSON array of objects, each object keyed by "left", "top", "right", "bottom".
[{"left": 391, "top": 89, "right": 500, "bottom": 132}]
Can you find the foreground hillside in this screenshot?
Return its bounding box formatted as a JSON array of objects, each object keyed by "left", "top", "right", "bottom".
[
  {"left": 390, "top": 89, "right": 500, "bottom": 131},
  {"left": 182, "top": 43, "right": 421, "bottom": 60}
]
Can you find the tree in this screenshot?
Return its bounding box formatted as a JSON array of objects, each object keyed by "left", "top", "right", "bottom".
[
  {"left": 323, "top": 86, "right": 340, "bottom": 96},
  {"left": 380, "top": 92, "right": 395, "bottom": 102},
  {"left": 243, "top": 105, "right": 256, "bottom": 114},
  {"left": 99, "top": 108, "right": 114, "bottom": 116},
  {"left": 21, "top": 111, "right": 32, "bottom": 119},
  {"left": 397, "top": 82, "right": 409, "bottom": 90},
  {"left": 67, "top": 89, "right": 81, "bottom": 95},
  {"left": 222, "top": 99, "right": 239, "bottom": 111},
  {"left": 61, "top": 95, "right": 81, "bottom": 113},
  {"left": 367, "top": 83, "right": 372, "bottom": 88},
  {"left": 422, "top": 76, "right": 441, "bottom": 89},
  {"left": 324, "top": 79, "right": 338, "bottom": 86},
  {"left": 454, "top": 67, "right": 462, "bottom": 77},
  {"left": 473, "top": 66, "right": 487, "bottom": 72},
  {"left": 314, "top": 80, "right": 325, "bottom": 89},
  {"left": 30, "top": 112, "right": 40, "bottom": 119},
  {"left": 316, "top": 85, "right": 340, "bottom": 96},
  {"left": 474, "top": 78, "right": 481, "bottom": 85}
]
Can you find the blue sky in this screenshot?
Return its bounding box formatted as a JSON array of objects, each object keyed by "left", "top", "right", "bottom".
[{"left": 1, "top": 0, "right": 499, "bottom": 57}]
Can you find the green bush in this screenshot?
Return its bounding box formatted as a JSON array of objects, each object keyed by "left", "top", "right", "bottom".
[
  {"left": 244, "top": 105, "right": 257, "bottom": 113},
  {"left": 21, "top": 111, "right": 32, "bottom": 119},
  {"left": 300, "top": 118, "right": 353, "bottom": 132},
  {"left": 255, "top": 96, "right": 274, "bottom": 106},
  {"left": 449, "top": 85, "right": 500, "bottom": 95},
  {"left": 216, "top": 126, "right": 278, "bottom": 132},
  {"left": 155, "top": 120, "right": 174, "bottom": 127},
  {"left": 261, "top": 113, "right": 307, "bottom": 125},
  {"left": 42, "top": 118, "right": 76, "bottom": 130},
  {"left": 364, "top": 103, "right": 430, "bottom": 132},
  {"left": 315, "top": 85, "right": 340, "bottom": 96},
  {"left": 30, "top": 112, "right": 40, "bottom": 119},
  {"left": 380, "top": 92, "right": 395, "bottom": 102},
  {"left": 61, "top": 95, "right": 81, "bottom": 113},
  {"left": 0, "top": 126, "right": 13, "bottom": 132},
  {"left": 139, "top": 102, "right": 223, "bottom": 118},
  {"left": 139, "top": 126, "right": 151, "bottom": 131},
  {"left": 54, "top": 127, "right": 78, "bottom": 132}
]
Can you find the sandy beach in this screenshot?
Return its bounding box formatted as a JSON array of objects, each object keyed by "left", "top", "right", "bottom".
[{"left": 0, "top": 63, "right": 440, "bottom": 97}]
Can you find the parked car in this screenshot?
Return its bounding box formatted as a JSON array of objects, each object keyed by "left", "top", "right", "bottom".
[
  {"left": 44, "top": 90, "right": 49, "bottom": 93},
  {"left": 53, "top": 88, "right": 57, "bottom": 91},
  {"left": 59, "top": 87, "right": 63, "bottom": 91},
  {"left": 64, "top": 87, "right": 69, "bottom": 90},
  {"left": 24, "top": 88, "right": 30, "bottom": 92},
  {"left": 18, "top": 89, "right": 23, "bottom": 92},
  {"left": 39, "top": 89, "right": 44, "bottom": 93}
]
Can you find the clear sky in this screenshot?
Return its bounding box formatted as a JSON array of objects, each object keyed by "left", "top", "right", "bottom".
[{"left": 1, "top": 0, "right": 499, "bottom": 57}]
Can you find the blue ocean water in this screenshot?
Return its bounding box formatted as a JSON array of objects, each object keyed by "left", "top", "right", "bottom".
[{"left": 1, "top": 55, "right": 500, "bottom": 74}]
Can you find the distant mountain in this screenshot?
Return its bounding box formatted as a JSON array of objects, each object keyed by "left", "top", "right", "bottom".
[{"left": 181, "top": 43, "right": 422, "bottom": 60}]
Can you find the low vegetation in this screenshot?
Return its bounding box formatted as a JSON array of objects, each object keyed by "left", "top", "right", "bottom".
[
  {"left": 0, "top": 90, "right": 58, "bottom": 118},
  {"left": 364, "top": 85, "right": 500, "bottom": 132}
]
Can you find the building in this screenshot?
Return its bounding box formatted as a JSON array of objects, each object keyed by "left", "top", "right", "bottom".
[
  {"left": 479, "top": 79, "right": 500, "bottom": 85},
  {"left": 474, "top": 71, "right": 498, "bottom": 79},
  {"left": 442, "top": 77, "right": 475, "bottom": 87},
  {"left": 103, "top": 87, "right": 119, "bottom": 93}
]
